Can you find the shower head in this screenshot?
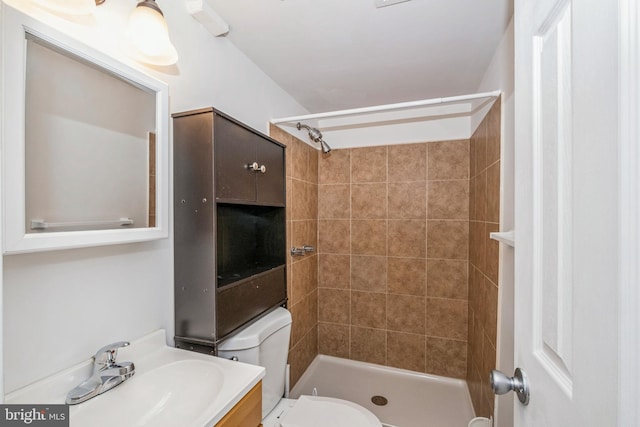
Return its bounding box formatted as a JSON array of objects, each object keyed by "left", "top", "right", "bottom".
[{"left": 296, "top": 122, "right": 332, "bottom": 153}]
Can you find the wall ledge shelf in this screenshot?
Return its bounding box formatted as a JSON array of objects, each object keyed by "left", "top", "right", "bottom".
[{"left": 490, "top": 230, "right": 515, "bottom": 247}]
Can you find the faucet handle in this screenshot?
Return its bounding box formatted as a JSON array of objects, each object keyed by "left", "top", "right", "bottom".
[{"left": 94, "top": 341, "right": 130, "bottom": 368}]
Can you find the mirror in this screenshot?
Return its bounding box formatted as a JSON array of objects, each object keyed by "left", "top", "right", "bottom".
[{"left": 2, "top": 5, "right": 169, "bottom": 253}]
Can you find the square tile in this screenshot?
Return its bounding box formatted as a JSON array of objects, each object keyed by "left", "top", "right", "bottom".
[
  {"left": 388, "top": 143, "right": 427, "bottom": 182},
  {"left": 318, "top": 220, "right": 350, "bottom": 254},
  {"left": 351, "top": 146, "right": 387, "bottom": 183},
  {"left": 428, "top": 140, "right": 469, "bottom": 180},
  {"left": 351, "top": 220, "right": 387, "bottom": 255},
  {"left": 318, "top": 322, "right": 350, "bottom": 359},
  {"left": 428, "top": 180, "right": 469, "bottom": 220},
  {"left": 426, "top": 297, "right": 468, "bottom": 340},
  {"left": 319, "top": 149, "right": 350, "bottom": 184},
  {"left": 388, "top": 220, "right": 426, "bottom": 258},
  {"left": 318, "top": 288, "right": 350, "bottom": 324},
  {"left": 350, "top": 326, "right": 386, "bottom": 365},
  {"left": 290, "top": 255, "right": 317, "bottom": 305},
  {"left": 318, "top": 184, "right": 350, "bottom": 219},
  {"left": 387, "top": 331, "right": 426, "bottom": 372},
  {"left": 388, "top": 182, "right": 427, "bottom": 219},
  {"left": 387, "top": 257, "right": 426, "bottom": 296},
  {"left": 319, "top": 254, "right": 350, "bottom": 289},
  {"left": 427, "top": 259, "right": 468, "bottom": 300},
  {"left": 291, "top": 292, "right": 317, "bottom": 345},
  {"left": 426, "top": 337, "right": 467, "bottom": 379},
  {"left": 427, "top": 220, "right": 468, "bottom": 260},
  {"left": 351, "top": 291, "right": 386, "bottom": 328},
  {"left": 486, "top": 161, "right": 500, "bottom": 223},
  {"left": 351, "top": 255, "right": 387, "bottom": 292},
  {"left": 352, "top": 183, "right": 387, "bottom": 219},
  {"left": 387, "top": 294, "right": 426, "bottom": 334}
]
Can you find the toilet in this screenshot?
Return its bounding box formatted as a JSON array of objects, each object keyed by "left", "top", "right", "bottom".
[{"left": 217, "top": 307, "right": 383, "bottom": 427}]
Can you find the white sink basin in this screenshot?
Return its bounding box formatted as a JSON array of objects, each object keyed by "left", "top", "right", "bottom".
[{"left": 5, "top": 330, "right": 265, "bottom": 427}]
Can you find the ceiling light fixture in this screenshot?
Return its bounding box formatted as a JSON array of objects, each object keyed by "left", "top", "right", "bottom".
[{"left": 126, "top": 0, "right": 178, "bottom": 66}]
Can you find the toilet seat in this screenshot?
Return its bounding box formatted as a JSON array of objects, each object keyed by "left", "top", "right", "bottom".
[{"left": 277, "top": 395, "right": 383, "bottom": 427}]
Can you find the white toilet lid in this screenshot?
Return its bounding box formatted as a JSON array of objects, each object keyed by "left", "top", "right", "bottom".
[{"left": 278, "top": 395, "right": 383, "bottom": 427}]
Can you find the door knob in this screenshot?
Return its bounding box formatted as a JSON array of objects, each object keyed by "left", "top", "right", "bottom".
[{"left": 490, "top": 368, "right": 530, "bottom": 405}]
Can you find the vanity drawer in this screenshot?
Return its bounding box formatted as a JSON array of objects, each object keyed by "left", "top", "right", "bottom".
[{"left": 215, "top": 381, "right": 262, "bottom": 427}]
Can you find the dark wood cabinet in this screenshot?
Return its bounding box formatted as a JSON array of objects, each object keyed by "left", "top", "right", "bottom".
[
  {"left": 172, "top": 108, "right": 286, "bottom": 353},
  {"left": 214, "top": 114, "right": 285, "bottom": 205}
]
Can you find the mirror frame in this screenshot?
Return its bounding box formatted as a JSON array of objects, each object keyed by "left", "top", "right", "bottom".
[{"left": 1, "top": 5, "right": 170, "bottom": 254}]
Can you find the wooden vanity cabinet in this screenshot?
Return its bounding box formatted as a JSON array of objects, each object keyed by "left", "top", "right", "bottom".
[{"left": 215, "top": 381, "right": 262, "bottom": 427}]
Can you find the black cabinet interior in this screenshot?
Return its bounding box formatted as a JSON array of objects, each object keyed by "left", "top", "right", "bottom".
[{"left": 216, "top": 204, "right": 285, "bottom": 288}]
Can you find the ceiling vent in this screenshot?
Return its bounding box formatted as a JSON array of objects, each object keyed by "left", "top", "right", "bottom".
[{"left": 375, "top": 0, "right": 411, "bottom": 8}]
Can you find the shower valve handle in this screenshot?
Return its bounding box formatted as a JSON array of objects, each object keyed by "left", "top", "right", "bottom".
[{"left": 259, "top": 164, "right": 266, "bottom": 173}]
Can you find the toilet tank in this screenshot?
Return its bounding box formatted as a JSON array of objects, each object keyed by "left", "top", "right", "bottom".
[{"left": 217, "top": 307, "right": 292, "bottom": 419}]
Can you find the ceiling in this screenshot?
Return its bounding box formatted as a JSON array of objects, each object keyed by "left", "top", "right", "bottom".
[{"left": 207, "top": 0, "right": 513, "bottom": 114}]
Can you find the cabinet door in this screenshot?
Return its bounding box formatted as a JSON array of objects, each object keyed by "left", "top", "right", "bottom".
[
  {"left": 214, "top": 114, "right": 257, "bottom": 202},
  {"left": 256, "top": 139, "right": 285, "bottom": 205}
]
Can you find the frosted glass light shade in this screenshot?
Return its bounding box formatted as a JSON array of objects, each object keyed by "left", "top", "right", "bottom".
[
  {"left": 127, "top": 2, "right": 178, "bottom": 66},
  {"left": 32, "top": 0, "right": 97, "bottom": 15}
]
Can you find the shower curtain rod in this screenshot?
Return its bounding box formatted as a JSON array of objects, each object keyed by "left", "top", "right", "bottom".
[{"left": 270, "top": 90, "right": 501, "bottom": 125}]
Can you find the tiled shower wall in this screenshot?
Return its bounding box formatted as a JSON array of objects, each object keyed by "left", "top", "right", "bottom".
[
  {"left": 466, "top": 99, "right": 501, "bottom": 417},
  {"left": 270, "top": 125, "right": 319, "bottom": 387},
  {"left": 316, "top": 141, "right": 470, "bottom": 378}
]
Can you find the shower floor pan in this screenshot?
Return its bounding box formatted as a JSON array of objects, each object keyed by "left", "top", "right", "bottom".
[{"left": 290, "top": 355, "right": 475, "bottom": 427}]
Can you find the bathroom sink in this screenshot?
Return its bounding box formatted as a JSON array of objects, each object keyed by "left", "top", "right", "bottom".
[
  {"left": 5, "top": 330, "right": 265, "bottom": 427},
  {"left": 71, "top": 360, "right": 225, "bottom": 427}
]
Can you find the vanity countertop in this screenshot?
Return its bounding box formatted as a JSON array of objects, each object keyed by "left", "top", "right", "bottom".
[{"left": 5, "top": 330, "right": 265, "bottom": 427}]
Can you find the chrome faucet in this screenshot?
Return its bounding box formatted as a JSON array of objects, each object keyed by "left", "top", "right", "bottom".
[{"left": 66, "top": 341, "right": 135, "bottom": 405}]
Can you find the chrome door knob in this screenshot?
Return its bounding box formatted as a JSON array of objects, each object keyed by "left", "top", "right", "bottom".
[{"left": 490, "top": 368, "right": 530, "bottom": 405}]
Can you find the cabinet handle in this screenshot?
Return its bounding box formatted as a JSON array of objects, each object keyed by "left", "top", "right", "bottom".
[
  {"left": 259, "top": 165, "right": 267, "bottom": 173},
  {"left": 247, "top": 162, "right": 260, "bottom": 171}
]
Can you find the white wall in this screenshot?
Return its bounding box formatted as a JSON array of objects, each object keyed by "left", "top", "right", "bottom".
[
  {"left": 472, "top": 18, "right": 515, "bottom": 426},
  {"left": 2, "top": 0, "right": 307, "bottom": 394}
]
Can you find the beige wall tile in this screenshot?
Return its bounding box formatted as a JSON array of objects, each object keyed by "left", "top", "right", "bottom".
[
  {"left": 351, "top": 291, "right": 386, "bottom": 328},
  {"left": 387, "top": 331, "right": 426, "bottom": 372},
  {"left": 289, "top": 326, "right": 318, "bottom": 388},
  {"left": 475, "top": 120, "right": 487, "bottom": 174},
  {"left": 486, "top": 161, "right": 500, "bottom": 223},
  {"left": 469, "top": 133, "right": 477, "bottom": 179},
  {"left": 291, "top": 220, "right": 317, "bottom": 253},
  {"left": 318, "top": 184, "right": 350, "bottom": 219},
  {"left": 352, "top": 183, "right": 387, "bottom": 219},
  {"left": 427, "top": 259, "right": 468, "bottom": 300},
  {"left": 318, "top": 220, "right": 350, "bottom": 254},
  {"left": 426, "top": 297, "right": 468, "bottom": 340},
  {"left": 388, "top": 220, "right": 426, "bottom": 258},
  {"left": 308, "top": 145, "right": 319, "bottom": 184},
  {"left": 318, "top": 322, "right": 350, "bottom": 359},
  {"left": 318, "top": 288, "right": 350, "bottom": 324},
  {"left": 486, "top": 99, "right": 501, "bottom": 166},
  {"left": 428, "top": 140, "right": 469, "bottom": 180},
  {"left": 291, "top": 292, "right": 318, "bottom": 346},
  {"left": 388, "top": 143, "right": 427, "bottom": 182},
  {"left": 485, "top": 223, "right": 500, "bottom": 285},
  {"left": 318, "top": 254, "right": 350, "bottom": 289},
  {"left": 290, "top": 255, "right": 317, "bottom": 305},
  {"left": 351, "top": 220, "right": 387, "bottom": 255},
  {"left": 428, "top": 180, "right": 469, "bottom": 220},
  {"left": 351, "top": 255, "right": 387, "bottom": 292},
  {"left": 476, "top": 170, "right": 487, "bottom": 221},
  {"left": 351, "top": 146, "right": 387, "bottom": 183},
  {"left": 350, "top": 326, "right": 386, "bottom": 365},
  {"left": 387, "top": 294, "right": 426, "bottom": 334},
  {"left": 427, "top": 220, "right": 469, "bottom": 260},
  {"left": 427, "top": 337, "right": 467, "bottom": 379},
  {"left": 387, "top": 257, "right": 426, "bottom": 296},
  {"left": 388, "top": 182, "right": 427, "bottom": 219},
  {"left": 480, "top": 278, "right": 498, "bottom": 347},
  {"left": 319, "top": 149, "right": 350, "bottom": 184}
]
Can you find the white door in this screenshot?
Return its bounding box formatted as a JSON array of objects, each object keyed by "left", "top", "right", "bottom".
[{"left": 513, "top": 0, "right": 621, "bottom": 425}]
